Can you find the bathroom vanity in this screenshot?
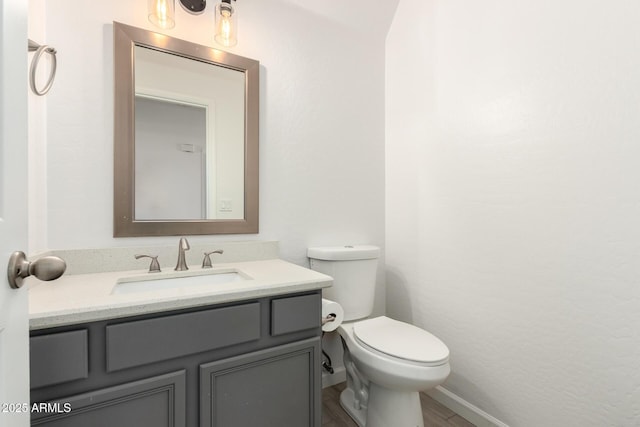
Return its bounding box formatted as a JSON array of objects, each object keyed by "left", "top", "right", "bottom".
[{"left": 28, "top": 258, "right": 332, "bottom": 427}]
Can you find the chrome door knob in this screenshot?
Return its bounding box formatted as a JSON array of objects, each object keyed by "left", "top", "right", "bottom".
[{"left": 7, "top": 251, "right": 66, "bottom": 289}]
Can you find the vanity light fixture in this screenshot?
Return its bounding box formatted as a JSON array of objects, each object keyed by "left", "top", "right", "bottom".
[
  {"left": 147, "top": 0, "right": 176, "bottom": 29},
  {"left": 180, "top": 0, "right": 207, "bottom": 14},
  {"left": 214, "top": 0, "right": 238, "bottom": 47},
  {"left": 147, "top": 0, "right": 238, "bottom": 48},
  {"left": 147, "top": 0, "right": 207, "bottom": 28}
]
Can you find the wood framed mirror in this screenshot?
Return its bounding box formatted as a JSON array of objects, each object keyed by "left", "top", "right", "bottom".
[{"left": 113, "top": 22, "right": 259, "bottom": 237}]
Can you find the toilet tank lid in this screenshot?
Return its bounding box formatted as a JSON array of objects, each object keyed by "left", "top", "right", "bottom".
[{"left": 307, "top": 245, "right": 380, "bottom": 261}]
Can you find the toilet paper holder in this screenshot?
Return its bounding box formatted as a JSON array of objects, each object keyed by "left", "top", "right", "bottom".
[{"left": 322, "top": 313, "right": 337, "bottom": 325}]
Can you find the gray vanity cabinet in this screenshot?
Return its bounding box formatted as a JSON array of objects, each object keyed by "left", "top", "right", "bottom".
[
  {"left": 30, "top": 291, "right": 322, "bottom": 427},
  {"left": 31, "top": 370, "right": 186, "bottom": 427},
  {"left": 200, "top": 339, "right": 319, "bottom": 427}
]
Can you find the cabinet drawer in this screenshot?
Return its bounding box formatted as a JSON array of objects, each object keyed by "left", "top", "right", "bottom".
[
  {"left": 30, "top": 330, "right": 88, "bottom": 389},
  {"left": 271, "top": 293, "right": 321, "bottom": 336},
  {"left": 106, "top": 303, "right": 260, "bottom": 372}
]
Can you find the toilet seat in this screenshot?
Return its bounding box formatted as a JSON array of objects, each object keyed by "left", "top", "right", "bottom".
[{"left": 353, "top": 316, "right": 449, "bottom": 366}]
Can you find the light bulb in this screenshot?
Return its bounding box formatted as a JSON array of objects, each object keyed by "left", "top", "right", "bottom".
[
  {"left": 148, "top": 0, "right": 175, "bottom": 29},
  {"left": 214, "top": 1, "right": 237, "bottom": 47},
  {"left": 221, "top": 15, "right": 231, "bottom": 40},
  {"left": 157, "top": 0, "right": 168, "bottom": 23}
]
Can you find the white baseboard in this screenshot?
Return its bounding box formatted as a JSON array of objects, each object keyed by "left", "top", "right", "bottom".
[
  {"left": 322, "top": 366, "right": 346, "bottom": 388},
  {"left": 427, "top": 386, "right": 510, "bottom": 427}
]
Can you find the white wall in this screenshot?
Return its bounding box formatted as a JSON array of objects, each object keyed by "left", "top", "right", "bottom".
[
  {"left": 386, "top": 1, "right": 640, "bottom": 426},
  {"left": 29, "top": 0, "right": 389, "bottom": 294}
]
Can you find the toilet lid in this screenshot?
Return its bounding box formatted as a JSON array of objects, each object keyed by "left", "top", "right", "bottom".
[{"left": 353, "top": 317, "right": 449, "bottom": 365}]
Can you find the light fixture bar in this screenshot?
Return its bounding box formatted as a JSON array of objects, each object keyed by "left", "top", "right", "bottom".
[{"left": 180, "top": 0, "right": 206, "bottom": 14}]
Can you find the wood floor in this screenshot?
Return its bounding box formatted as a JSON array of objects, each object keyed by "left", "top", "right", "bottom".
[{"left": 322, "top": 383, "right": 476, "bottom": 427}]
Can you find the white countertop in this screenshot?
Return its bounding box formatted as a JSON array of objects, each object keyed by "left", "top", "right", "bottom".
[{"left": 29, "top": 259, "right": 332, "bottom": 330}]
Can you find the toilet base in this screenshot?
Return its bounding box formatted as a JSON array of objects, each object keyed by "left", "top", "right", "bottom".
[
  {"left": 340, "top": 387, "right": 367, "bottom": 427},
  {"left": 341, "top": 384, "right": 424, "bottom": 427},
  {"left": 367, "top": 383, "right": 424, "bottom": 427}
]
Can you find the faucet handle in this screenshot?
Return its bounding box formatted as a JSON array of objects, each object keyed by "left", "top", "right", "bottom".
[
  {"left": 135, "top": 254, "right": 161, "bottom": 273},
  {"left": 202, "top": 250, "right": 224, "bottom": 268}
]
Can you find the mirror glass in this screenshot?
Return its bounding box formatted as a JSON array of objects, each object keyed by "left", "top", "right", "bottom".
[
  {"left": 113, "top": 22, "right": 259, "bottom": 236},
  {"left": 134, "top": 46, "right": 245, "bottom": 220}
]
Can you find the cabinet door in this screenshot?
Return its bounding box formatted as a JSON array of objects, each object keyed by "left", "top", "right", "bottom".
[
  {"left": 200, "top": 338, "right": 321, "bottom": 427},
  {"left": 31, "top": 371, "right": 186, "bottom": 427}
]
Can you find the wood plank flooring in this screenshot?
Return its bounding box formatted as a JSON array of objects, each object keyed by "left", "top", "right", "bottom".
[{"left": 322, "top": 383, "right": 476, "bottom": 427}]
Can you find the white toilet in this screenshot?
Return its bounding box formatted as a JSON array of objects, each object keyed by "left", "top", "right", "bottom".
[{"left": 308, "top": 245, "right": 450, "bottom": 427}]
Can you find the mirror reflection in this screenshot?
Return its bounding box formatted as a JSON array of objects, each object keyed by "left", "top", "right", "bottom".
[{"left": 134, "top": 46, "right": 245, "bottom": 220}]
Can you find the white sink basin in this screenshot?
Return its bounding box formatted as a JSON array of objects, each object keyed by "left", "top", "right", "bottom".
[{"left": 112, "top": 269, "right": 249, "bottom": 294}]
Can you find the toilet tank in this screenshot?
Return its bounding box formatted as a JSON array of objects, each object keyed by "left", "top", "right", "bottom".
[{"left": 307, "top": 245, "right": 380, "bottom": 321}]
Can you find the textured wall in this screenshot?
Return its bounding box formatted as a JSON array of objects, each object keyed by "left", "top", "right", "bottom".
[
  {"left": 386, "top": 0, "right": 640, "bottom": 425},
  {"left": 29, "top": 0, "right": 388, "bottom": 286},
  {"left": 28, "top": 0, "right": 394, "bottom": 386}
]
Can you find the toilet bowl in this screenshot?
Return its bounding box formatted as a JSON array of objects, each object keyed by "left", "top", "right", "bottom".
[
  {"left": 338, "top": 317, "right": 450, "bottom": 427},
  {"left": 307, "top": 245, "right": 451, "bottom": 427}
]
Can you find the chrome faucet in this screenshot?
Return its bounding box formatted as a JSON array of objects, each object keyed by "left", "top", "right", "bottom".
[{"left": 175, "top": 237, "right": 190, "bottom": 271}]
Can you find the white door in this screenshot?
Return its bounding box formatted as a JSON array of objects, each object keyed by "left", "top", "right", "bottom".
[{"left": 0, "top": 0, "right": 30, "bottom": 426}]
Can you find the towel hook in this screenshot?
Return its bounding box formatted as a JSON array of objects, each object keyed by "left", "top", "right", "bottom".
[{"left": 28, "top": 39, "right": 57, "bottom": 96}]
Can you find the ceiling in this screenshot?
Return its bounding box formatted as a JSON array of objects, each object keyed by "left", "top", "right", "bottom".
[{"left": 277, "top": 0, "right": 401, "bottom": 38}]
